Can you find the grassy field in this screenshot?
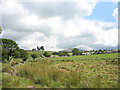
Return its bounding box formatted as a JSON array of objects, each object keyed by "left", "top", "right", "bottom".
[
  {"left": 27, "top": 51, "right": 54, "bottom": 59},
  {"left": 2, "top": 53, "right": 119, "bottom": 88},
  {"left": 44, "top": 53, "right": 119, "bottom": 61}
]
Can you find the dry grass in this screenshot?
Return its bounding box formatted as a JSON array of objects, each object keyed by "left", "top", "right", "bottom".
[{"left": 12, "top": 60, "right": 118, "bottom": 88}]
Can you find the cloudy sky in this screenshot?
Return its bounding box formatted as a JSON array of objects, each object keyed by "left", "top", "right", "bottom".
[{"left": 0, "top": 0, "right": 119, "bottom": 51}]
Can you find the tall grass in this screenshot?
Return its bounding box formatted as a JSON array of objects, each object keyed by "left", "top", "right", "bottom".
[
  {"left": 14, "top": 60, "right": 118, "bottom": 88},
  {"left": 2, "top": 73, "right": 34, "bottom": 88}
]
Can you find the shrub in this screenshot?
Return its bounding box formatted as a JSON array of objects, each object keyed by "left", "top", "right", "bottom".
[
  {"left": 58, "top": 51, "right": 69, "bottom": 56},
  {"left": 31, "top": 54, "right": 37, "bottom": 60},
  {"left": 12, "top": 51, "right": 20, "bottom": 58},
  {"left": 43, "top": 52, "right": 51, "bottom": 57},
  {"left": 18, "top": 49, "right": 28, "bottom": 61},
  {"left": 52, "top": 52, "right": 59, "bottom": 55}
]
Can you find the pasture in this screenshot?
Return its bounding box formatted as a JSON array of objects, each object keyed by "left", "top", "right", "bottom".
[{"left": 2, "top": 53, "right": 119, "bottom": 88}]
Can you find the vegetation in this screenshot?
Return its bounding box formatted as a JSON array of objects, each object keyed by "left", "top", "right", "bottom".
[
  {"left": 27, "top": 51, "right": 53, "bottom": 59},
  {"left": 52, "top": 51, "right": 69, "bottom": 57},
  {"left": 2, "top": 73, "right": 34, "bottom": 88},
  {"left": 1, "top": 39, "right": 28, "bottom": 62},
  {"left": 40, "top": 46, "right": 45, "bottom": 51},
  {"left": 1, "top": 38, "right": 19, "bottom": 61},
  {"left": 33, "top": 46, "right": 45, "bottom": 51},
  {"left": 31, "top": 54, "right": 38, "bottom": 60},
  {"left": 2, "top": 57, "right": 118, "bottom": 88},
  {"left": 72, "top": 48, "right": 82, "bottom": 55},
  {"left": 0, "top": 26, "right": 2, "bottom": 33},
  {"left": 1, "top": 38, "right": 119, "bottom": 88},
  {"left": 43, "top": 52, "right": 51, "bottom": 57},
  {"left": 18, "top": 49, "right": 28, "bottom": 61}
]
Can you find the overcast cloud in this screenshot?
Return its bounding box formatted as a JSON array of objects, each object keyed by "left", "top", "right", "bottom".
[{"left": 1, "top": 0, "right": 118, "bottom": 51}]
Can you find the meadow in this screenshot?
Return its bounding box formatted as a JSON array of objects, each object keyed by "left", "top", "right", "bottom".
[{"left": 2, "top": 52, "right": 119, "bottom": 88}]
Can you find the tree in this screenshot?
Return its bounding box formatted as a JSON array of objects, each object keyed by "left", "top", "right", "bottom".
[
  {"left": 1, "top": 38, "right": 19, "bottom": 61},
  {"left": 43, "top": 52, "right": 50, "bottom": 57},
  {"left": 40, "top": 46, "right": 45, "bottom": 51},
  {"left": 0, "top": 26, "right": 2, "bottom": 34},
  {"left": 31, "top": 54, "right": 37, "bottom": 60},
  {"left": 2, "top": 49, "right": 9, "bottom": 62},
  {"left": 37, "top": 46, "right": 40, "bottom": 51},
  {"left": 12, "top": 51, "right": 20, "bottom": 58},
  {"left": 32, "top": 48, "right": 36, "bottom": 51},
  {"left": 18, "top": 49, "right": 28, "bottom": 61},
  {"left": 98, "top": 49, "right": 102, "bottom": 52},
  {"left": 72, "top": 48, "right": 80, "bottom": 55},
  {"left": 0, "top": 45, "right": 2, "bottom": 62}
]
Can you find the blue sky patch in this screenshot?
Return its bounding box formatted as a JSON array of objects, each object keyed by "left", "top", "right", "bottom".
[{"left": 85, "top": 2, "right": 118, "bottom": 22}]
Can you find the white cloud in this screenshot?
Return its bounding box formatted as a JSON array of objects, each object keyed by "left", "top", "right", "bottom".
[
  {"left": 2, "top": 2, "right": 29, "bottom": 16},
  {"left": 75, "top": 45, "right": 93, "bottom": 51},
  {"left": 98, "top": 0, "right": 119, "bottom": 3},
  {"left": 1, "top": 1, "right": 118, "bottom": 51},
  {"left": 113, "top": 8, "right": 118, "bottom": 21}
]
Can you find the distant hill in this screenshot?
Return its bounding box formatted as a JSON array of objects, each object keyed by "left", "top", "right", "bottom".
[{"left": 63, "top": 48, "right": 85, "bottom": 52}]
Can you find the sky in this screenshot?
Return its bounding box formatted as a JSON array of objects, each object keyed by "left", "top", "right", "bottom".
[
  {"left": 0, "top": 0, "right": 119, "bottom": 51},
  {"left": 85, "top": 2, "right": 117, "bottom": 22}
]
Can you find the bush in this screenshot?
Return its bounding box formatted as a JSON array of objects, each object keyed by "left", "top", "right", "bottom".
[
  {"left": 18, "top": 49, "right": 28, "bottom": 61},
  {"left": 58, "top": 51, "right": 69, "bottom": 56},
  {"left": 52, "top": 52, "right": 59, "bottom": 55},
  {"left": 43, "top": 52, "right": 51, "bottom": 57},
  {"left": 12, "top": 51, "right": 20, "bottom": 58},
  {"left": 31, "top": 54, "right": 37, "bottom": 60}
]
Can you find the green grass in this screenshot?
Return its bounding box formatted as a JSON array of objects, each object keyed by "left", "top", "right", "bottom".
[
  {"left": 44, "top": 53, "right": 119, "bottom": 61},
  {"left": 10, "top": 59, "right": 118, "bottom": 88},
  {"left": 2, "top": 53, "right": 119, "bottom": 88},
  {"left": 27, "top": 51, "right": 54, "bottom": 59},
  {"left": 2, "top": 73, "right": 36, "bottom": 88},
  {"left": 0, "top": 67, "right": 2, "bottom": 89}
]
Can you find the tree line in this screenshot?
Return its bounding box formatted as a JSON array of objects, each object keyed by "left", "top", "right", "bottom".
[
  {"left": 32, "top": 46, "right": 45, "bottom": 51},
  {"left": 1, "top": 38, "right": 28, "bottom": 62}
]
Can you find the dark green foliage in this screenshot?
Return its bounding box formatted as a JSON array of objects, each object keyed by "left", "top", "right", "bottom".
[
  {"left": 53, "top": 51, "right": 69, "bottom": 56},
  {"left": 0, "top": 26, "right": 2, "bottom": 33},
  {"left": 18, "top": 49, "right": 28, "bottom": 61},
  {"left": 118, "top": 49, "right": 120, "bottom": 53},
  {"left": 31, "top": 54, "right": 38, "bottom": 60},
  {"left": 12, "top": 51, "right": 20, "bottom": 58},
  {"left": 72, "top": 48, "right": 80, "bottom": 55},
  {"left": 79, "top": 51, "right": 82, "bottom": 55},
  {"left": 58, "top": 51, "right": 69, "bottom": 56},
  {"left": 37, "top": 46, "right": 40, "bottom": 51},
  {"left": 43, "top": 52, "right": 51, "bottom": 57},
  {"left": 1, "top": 38, "right": 28, "bottom": 62},
  {"left": 32, "top": 48, "right": 36, "bottom": 51},
  {"left": 98, "top": 49, "right": 103, "bottom": 52},
  {"left": 52, "top": 51, "right": 69, "bottom": 56},
  {"left": 1, "top": 38, "right": 19, "bottom": 61},
  {"left": 52, "top": 52, "right": 59, "bottom": 55},
  {"left": 40, "top": 46, "right": 45, "bottom": 51},
  {"left": 2, "top": 49, "right": 9, "bottom": 62}
]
